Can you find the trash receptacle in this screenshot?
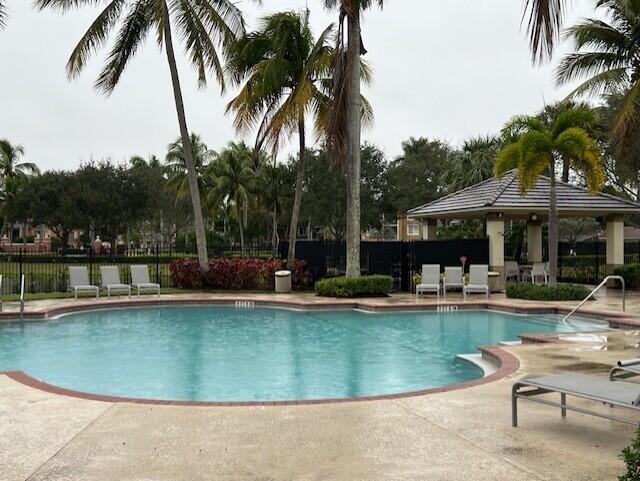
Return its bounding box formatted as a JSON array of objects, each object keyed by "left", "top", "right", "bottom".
[{"left": 275, "top": 270, "right": 292, "bottom": 293}]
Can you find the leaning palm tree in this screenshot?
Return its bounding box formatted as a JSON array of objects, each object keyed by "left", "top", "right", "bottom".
[
  {"left": 323, "top": 0, "right": 382, "bottom": 278},
  {"left": 165, "top": 133, "right": 214, "bottom": 204},
  {"left": 207, "top": 142, "right": 256, "bottom": 257},
  {"left": 226, "top": 9, "right": 333, "bottom": 270},
  {"left": 556, "top": 0, "right": 640, "bottom": 158},
  {"left": 35, "top": 0, "right": 244, "bottom": 271},
  {"left": 495, "top": 106, "right": 604, "bottom": 285}
]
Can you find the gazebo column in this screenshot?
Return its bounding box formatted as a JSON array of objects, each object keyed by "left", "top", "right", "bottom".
[
  {"left": 606, "top": 214, "right": 625, "bottom": 274},
  {"left": 486, "top": 214, "right": 505, "bottom": 291},
  {"left": 422, "top": 220, "right": 437, "bottom": 240},
  {"left": 526, "top": 221, "right": 543, "bottom": 263}
]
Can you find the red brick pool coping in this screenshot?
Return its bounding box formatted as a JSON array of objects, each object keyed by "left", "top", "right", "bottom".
[
  {"left": 1, "top": 345, "right": 518, "bottom": 407},
  {"left": 1, "top": 295, "right": 636, "bottom": 407}
]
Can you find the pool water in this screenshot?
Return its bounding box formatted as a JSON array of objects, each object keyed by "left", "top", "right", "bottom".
[{"left": 0, "top": 306, "right": 603, "bottom": 402}]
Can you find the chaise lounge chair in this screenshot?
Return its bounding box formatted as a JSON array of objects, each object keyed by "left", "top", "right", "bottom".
[
  {"left": 463, "top": 265, "right": 490, "bottom": 300},
  {"left": 130, "top": 265, "right": 160, "bottom": 297},
  {"left": 512, "top": 373, "right": 640, "bottom": 427},
  {"left": 100, "top": 266, "right": 131, "bottom": 299},
  {"left": 416, "top": 264, "right": 441, "bottom": 300},
  {"left": 443, "top": 267, "right": 464, "bottom": 299},
  {"left": 610, "top": 359, "right": 640, "bottom": 381},
  {"left": 68, "top": 266, "right": 99, "bottom": 300}
]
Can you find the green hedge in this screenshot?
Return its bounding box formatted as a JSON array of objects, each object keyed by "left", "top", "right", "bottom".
[
  {"left": 614, "top": 264, "right": 640, "bottom": 289},
  {"left": 315, "top": 275, "right": 393, "bottom": 298},
  {"left": 506, "top": 283, "right": 590, "bottom": 301}
]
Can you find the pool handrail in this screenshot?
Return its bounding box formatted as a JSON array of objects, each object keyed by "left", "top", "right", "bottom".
[
  {"left": 562, "top": 275, "right": 625, "bottom": 323},
  {"left": 20, "top": 274, "right": 25, "bottom": 320}
]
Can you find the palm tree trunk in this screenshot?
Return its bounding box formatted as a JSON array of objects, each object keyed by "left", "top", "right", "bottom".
[
  {"left": 345, "top": 9, "right": 362, "bottom": 279},
  {"left": 163, "top": 6, "right": 209, "bottom": 271},
  {"left": 287, "top": 119, "right": 306, "bottom": 270},
  {"left": 562, "top": 160, "right": 570, "bottom": 183},
  {"left": 548, "top": 164, "right": 559, "bottom": 285}
]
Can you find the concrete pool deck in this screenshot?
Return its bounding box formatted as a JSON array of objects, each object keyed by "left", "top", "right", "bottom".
[{"left": 1, "top": 292, "right": 639, "bottom": 480}]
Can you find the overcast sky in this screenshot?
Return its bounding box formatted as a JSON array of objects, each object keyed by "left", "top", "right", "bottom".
[{"left": 0, "top": 0, "right": 597, "bottom": 171}]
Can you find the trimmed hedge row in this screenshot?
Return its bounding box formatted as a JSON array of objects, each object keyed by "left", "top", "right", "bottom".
[
  {"left": 169, "top": 258, "right": 311, "bottom": 290},
  {"left": 506, "top": 283, "right": 590, "bottom": 301},
  {"left": 315, "top": 275, "right": 393, "bottom": 298},
  {"left": 614, "top": 264, "right": 640, "bottom": 289}
]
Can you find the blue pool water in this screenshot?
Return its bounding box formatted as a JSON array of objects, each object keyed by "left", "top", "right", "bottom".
[{"left": 0, "top": 306, "right": 603, "bottom": 401}]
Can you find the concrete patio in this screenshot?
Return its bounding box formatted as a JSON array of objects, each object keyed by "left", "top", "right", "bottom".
[{"left": 1, "top": 291, "right": 639, "bottom": 480}]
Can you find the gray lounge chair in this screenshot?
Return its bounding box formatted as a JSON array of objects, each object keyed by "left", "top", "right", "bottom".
[
  {"left": 130, "top": 265, "right": 160, "bottom": 297},
  {"left": 68, "top": 266, "right": 99, "bottom": 300},
  {"left": 505, "top": 261, "right": 520, "bottom": 282},
  {"left": 443, "top": 267, "right": 464, "bottom": 299},
  {"left": 463, "top": 265, "right": 489, "bottom": 300},
  {"left": 512, "top": 373, "right": 640, "bottom": 427},
  {"left": 610, "top": 359, "right": 640, "bottom": 381},
  {"left": 416, "top": 264, "right": 440, "bottom": 300},
  {"left": 100, "top": 266, "right": 131, "bottom": 298}
]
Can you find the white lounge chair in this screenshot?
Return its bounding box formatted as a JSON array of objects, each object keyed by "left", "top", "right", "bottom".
[
  {"left": 130, "top": 265, "right": 160, "bottom": 297},
  {"left": 68, "top": 266, "right": 99, "bottom": 300},
  {"left": 463, "top": 265, "right": 490, "bottom": 300},
  {"left": 443, "top": 267, "right": 464, "bottom": 299},
  {"left": 505, "top": 261, "right": 520, "bottom": 282},
  {"left": 529, "top": 262, "right": 548, "bottom": 284},
  {"left": 416, "top": 264, "right": 440, "bottom": 300},
  {"left": 100, "top": 266, "right": 131, "bottom": 298}
]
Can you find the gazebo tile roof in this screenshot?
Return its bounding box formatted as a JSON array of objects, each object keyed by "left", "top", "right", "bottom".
[{"left": 408, "top": 170, "right": 640, "bottom": 218}]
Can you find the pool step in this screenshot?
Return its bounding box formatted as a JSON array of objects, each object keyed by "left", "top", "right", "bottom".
[
  {"left": 456, "top": 353, "right": 499, "bottom": 377},
  {"left": 498, "top": 340, "right": 522, "bottom": 346}
]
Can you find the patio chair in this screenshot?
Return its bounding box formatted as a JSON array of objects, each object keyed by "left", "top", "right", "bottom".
[
  {"left": 463, "top": 265, "right": 490, "bottom": 300},
  {"left": 505, "top": 261, "right": 520, "bottom": 283},
  {"left": 100, "top": 266, "right": 131, "bottom": 299},
  {"left": 68, "top": 266, "right": 99, "bottom": 300},
  {"left": 416, "top": 264, "right": 441, "bottom": 300},
  {"left": 512, "top": 373, "right": 640, "bottom": 427},
  {"left": 610, "top": 359, "right": 640, "bottom": 381},
  {"left": 130, "top": 265, "right": 160, "bottom": 297},
  {"left": 525, "top": 262, "right": 548, "bottom": 284},
  {"left": 443, "top": 267, "right": 464, "bottom": 299}
]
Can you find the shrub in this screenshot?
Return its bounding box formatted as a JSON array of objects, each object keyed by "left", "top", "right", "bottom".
[
  {"left": 169, "top": 258, "right": 312, "bottom": 290},
  {"left": 506, "top": 283, "right": 590, "bottom": 301},
  {"left": 614, "top": 264, "right": 640, "bottom": 289},
  {"left": 619, "top": 427, "right": 640, "bottom": 481},
  {"left": 315, "top": 275, "right": 393, "bottom": 298}
]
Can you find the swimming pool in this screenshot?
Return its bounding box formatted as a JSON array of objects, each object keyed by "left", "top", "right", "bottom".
[{"left": 0, "top": 305, "right": 604, "bottom": 402}]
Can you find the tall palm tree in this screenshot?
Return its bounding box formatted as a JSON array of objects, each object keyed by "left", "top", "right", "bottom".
[
  {"left": 495, "top": 106, "right": 604, "bottom": 285},
  {"left": 444, "top": 136, "right": 501, "bottom": 192},
  {"left": 207, "top": 142, "right": 256, "bottom": 256},
  {"left": 226, "top": 9, "right": 333, "bottom": 269},
  {"left": 165, "top": 133, "right": 214, "bottom": 204},
  {"left": 556, "top": 0, "right": 640, "bottom": 159},
  {"left": 35, "top": 0, "right": 245, "bottom": 270},
  {"left": 0, "top": 139, "right": 40, "bottom": 240},
  {"left": 324, "top": 0, "right": 382, "bottom": 278}
]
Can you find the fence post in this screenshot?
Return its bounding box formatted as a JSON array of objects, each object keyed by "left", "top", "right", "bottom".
[
  {"left": 156, "top": 244, "right": 160, "bottom": 285},
  {"left": 89, "top": 246, "right": 93, "bottom": 285},
  {"left": 19, "top": 249, "right": 23, "bottom": 295}
]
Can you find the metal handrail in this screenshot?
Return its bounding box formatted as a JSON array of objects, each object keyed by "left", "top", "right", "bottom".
[
  {"left": 0, "top": 274, "right": 3, "bottom": 312},
  {"left": 19, "top": 274, "right": 25, "bottom": 320},
  {"left": 563, "top": 275, "right": 625, "bottom": 323}
]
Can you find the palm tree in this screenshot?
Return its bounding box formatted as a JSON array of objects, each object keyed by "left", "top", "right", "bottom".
[
  {"left": 521, "top": 0, "right": 570, "bottom": 64},
  {"left": 444, "top": 136, "right": 501, "bottom": 192},
  {"left": 323, "top": 0, "right": 382, "bottom": 278},
  {"left": 556, "top": 0, "right": 640, "bottom": 159},
  {"left": 35, "top": 0, "right": 244, "bottom": 271},
  {"left": 0, "top": 1, "right": 6, "bottom": 29},
  {"left": 207, "top": 142, "right": 256, "bottom": 256},
  {"left": 0, "top": 139, "right": 40, "bottom": 241},
  {"left": 165, "top": 133, "right": 214, "bottom": 204},
  {"left": 226, "top": 9, "right": 333, "bottom": 269},
  {"left": 495, "top": 106, "right": 604, "bottom": 285}
]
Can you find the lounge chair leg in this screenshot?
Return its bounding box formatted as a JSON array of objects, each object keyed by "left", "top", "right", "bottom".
[
  {"left": 512, "top": 385, "right": 519, "bottom": 427},
  {"left": 561, "top": 393, "right": 567, "bottom": 418}
]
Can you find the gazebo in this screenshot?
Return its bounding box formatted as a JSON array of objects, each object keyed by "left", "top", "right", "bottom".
[{"left": 407, "top": 170, "right": 640, "bottom": 289}]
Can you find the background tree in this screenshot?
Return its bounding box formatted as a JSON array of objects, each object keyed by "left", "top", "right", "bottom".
[
  {"left": 324, "top": 0, "right": 384, "bottom": 278},
  {"left": 207, "top": 142, "right": 256, "bottom": 256},
  {"left": 226, "top": 9, "right": 333, "bottom": 269},
  {"left": 442, "top": 136, "right": 500, "bottom": 192},
  {"left": 556, "top": 0, "right": 640, "bottom": 160},
  {"left": 35, "top": 0, "right": 245, "bottom": 270},
  {"left": 164, "top": 134, "right": 214, "bottom": 204},
  {"left": 495, "top": 106, "right": 604, "bottom": 284}
]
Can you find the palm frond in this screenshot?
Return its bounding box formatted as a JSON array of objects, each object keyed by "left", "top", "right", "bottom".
[{"left": 522, "top": 0, "right": 568, "bottom": 64}]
